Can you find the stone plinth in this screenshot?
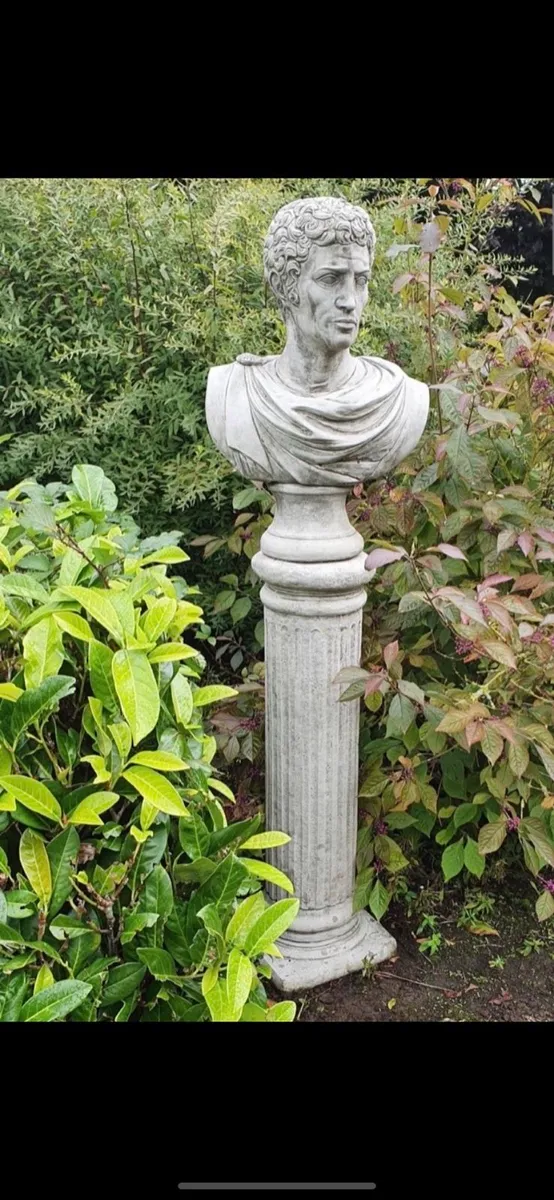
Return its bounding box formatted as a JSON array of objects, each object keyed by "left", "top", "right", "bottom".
[{"left": 252, "top": 485, "right": 397, "bottom": 992}]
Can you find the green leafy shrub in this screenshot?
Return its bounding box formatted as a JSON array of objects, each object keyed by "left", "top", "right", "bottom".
[
  {"left": 0, "top": 465, "right": 298, "bottom": 1021},
  {"left": 339, "top": 181, "right": 554, "bottom": 924}
]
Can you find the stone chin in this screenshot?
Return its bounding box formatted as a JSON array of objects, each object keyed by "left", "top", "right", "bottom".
[{"left": 206, "top": 354, "right": 430, "bottom": 489}]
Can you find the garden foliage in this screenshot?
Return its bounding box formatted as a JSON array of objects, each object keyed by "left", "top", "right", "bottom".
[{"left": 0, "top": 465, "right": 298, "bottom": 1021}]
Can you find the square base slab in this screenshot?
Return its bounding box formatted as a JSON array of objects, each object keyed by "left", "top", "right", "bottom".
[{"left": 265, "top": 911, "right": 397, "bottom": 994}]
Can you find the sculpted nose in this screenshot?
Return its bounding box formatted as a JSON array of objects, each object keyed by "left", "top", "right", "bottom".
[{"left": 336, "top": 289, "right": 356, "bottom": 312}]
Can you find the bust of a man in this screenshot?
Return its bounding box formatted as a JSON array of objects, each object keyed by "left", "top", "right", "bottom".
[{"left": 206, "top": 196, "right": 429, "bottom": 487}]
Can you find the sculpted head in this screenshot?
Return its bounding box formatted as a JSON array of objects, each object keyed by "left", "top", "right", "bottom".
[{"left": 263, "top": 196, "right": 376, "bottom": 353}]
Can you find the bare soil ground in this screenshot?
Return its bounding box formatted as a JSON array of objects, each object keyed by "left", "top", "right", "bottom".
[{"left": 274, "top": 891, "right": 554, "bottom": 1022}]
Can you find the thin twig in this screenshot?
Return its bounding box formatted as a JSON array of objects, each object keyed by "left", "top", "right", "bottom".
[
  {"left": 427, "top": 253, "right": 443, "bottom": 433},
  {"left": 55, "top": 523, "right": 109, "bottom": 587},
  {"left": 376, "top": 969, "right": 455, "bottom": 992}
]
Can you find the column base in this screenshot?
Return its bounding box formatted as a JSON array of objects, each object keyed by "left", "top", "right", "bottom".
[{"left": 265, "top": 911, "right": 397, "bottom": 994}]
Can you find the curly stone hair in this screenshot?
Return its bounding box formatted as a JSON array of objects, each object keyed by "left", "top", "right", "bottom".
[{"left": 263, "top": 195, "right": 376, "bottom": 314}]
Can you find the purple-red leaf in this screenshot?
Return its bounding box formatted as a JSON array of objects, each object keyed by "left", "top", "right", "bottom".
[
  {"left": 535, "top": 527, "right": 554, "bottom": 544},
  {"left": 365, "top": 548, "right": 406, "bottom": 571},
  {"left": 392, "top": 273, "right": 414, "bottom": 295},
  {"left": 384, "top": 641, "right": 399, "bottom": 669},
  {"left": 483, "top": 574, "right": 513, "bottom": 588},
  {"left": 436, "top": 543, "right": 468, "bottom": 561},
  {"left": 517, "top": 532, "right": 534, "bottom": 557}
]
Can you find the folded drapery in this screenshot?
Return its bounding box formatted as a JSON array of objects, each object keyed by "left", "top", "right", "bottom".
[{"left": 219, "top": 354, "right": 428, "bottom": 486}]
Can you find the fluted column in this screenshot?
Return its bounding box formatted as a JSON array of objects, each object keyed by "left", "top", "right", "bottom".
[{"left": 252, "top": 485, "right": 396, "bottom": 992}]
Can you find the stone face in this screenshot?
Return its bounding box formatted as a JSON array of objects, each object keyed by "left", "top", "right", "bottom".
[{"left": 204, "top": 195, "right": 429, "bottom": 992}]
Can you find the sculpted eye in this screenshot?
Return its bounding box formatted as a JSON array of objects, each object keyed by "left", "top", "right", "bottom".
[
  {"left": 319, "top": 273, "right": 338, "bottom": 285},
  {"left": 356, "top": 276, "right": 369, "bottom": 287}
]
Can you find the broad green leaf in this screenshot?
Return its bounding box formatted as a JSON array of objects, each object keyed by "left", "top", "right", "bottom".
[
  {"left": 81, "top": 754, "right": 110, "bottom": 784},
  {"left": 9, "top": 675, "right": 75, "bottom": 746},
  {"left": 0, "top": 683, "right": 23, "bottom": 701},
  {"left": 53, "top": 611, "right": 94, "bottom": 642},
  {"left": 0, "top": 573, "right": 50, "bottom": 604},
  {"left": 240, "top": 1002, "right": 268, "bottom": 1022},
  {"left": 0, "top": 776, "right": 61, "bottom": 824},
  {"left": 225, "top": 892, "right": 266, "bottom": 947},
  {"left": 368, "top": 879, "right": 390, "bottom": 921},
  {"left": 267, "top": 1000, "right": 296, "bottom": 1022},
  {"left": 231, "top": 597, "right": 252, "bottom": 624},
  {"left": 20, "top": 979, "right": 92, "bottom": 1022},
  {"left": 58, "top": 547, "right": 86, "bottom": 587},
  {"left": 244, "top": 898, "right": 299, "bottom": 957},
  {"left": 140, "top": 546, "right": 189, "bottom": 565},
  {"left": 140, "top": 799, "right": 158, "bottom": 831},
  {"left": 174, "top": 857, "right": 218, "bottom": 885},
  {"left": 398, "top": 679, "right": 425, "bottom": 706},
  {"left": 193, "top": 854, "right": 247, "bottom": 914},
  {"left": 142, "top": 864, "right": 174, "bottom": 919},
  {"left": 0, "top": 787, "right": 16, "bottom": 813},
  {"left": 207, "top": 778, "right": 235, "bottom": 804},
  {"left": 108, "top": 721, "right": 132, "bottom": 761},
  {"left": 536, "top": 890, "right": 554, "bottom": 922},
  {"left": 148, "top": 643, "right": 197, "bottom": 664},
  {"left": 71, "top": 464, "right": 107, "bottom": 508},
  {"left": 520, "top": 817, "right": 554, "bottom": 868},
  {"left": 112, "top": 650, "right": 160, "bottom": 745},
  {"left": 453, "top": 803, "right": 479, "bottom": 829},
  {"left": 445, "top": 424, "right": 489, "bottom": 487},
  {"left": 386, "top": 694, "right": 416, "bottom": 738},
  {"left": 47, "top": 826, "right": 80, "bottom": 917},
  {"left": 59, "top": 586, "right": 125, "bottom": 643},
  {"left": 480, "top": 640, "right": 517, "bottom": 671},
  {"left": 197, "top": 902, "right": 224, "bottom": 941},
  {"left": 202, "top": 961, "right": 220, "bottom": 996},
  {"left": 171, "top": 673, "right": 193, "bottom": 726},
  {"left": 478, "top": 820, "right": 508, "bottom": 855},
  {"left": 179, "top": 812, "right": 210, "bottom": 859},
  {"left": 142, "top": 597, "right": 177, "bottom": 642},
  {"left": 123, "top": 766, "right": 188, "bottom": 817},
  {"left": 0, "top": 973, "right": 29, "bottom": 1021},
  {"left": 120, "top": 911, "right": 158, "bottom": 943},
  {"left": 136, "top": 947, "right": 177, "bottom": 980},
  {"left": 22, "top": 618, "right": 63, "bottom": 689},
  {"left": 481, "top": 724, "right": 504, "bottom": 766},
  {"left": 464, "top": 837, "right": 485, "bottom": 879},
  {"left": 441, "top": 838, "right": 465, "bottom": 881},
  {"left": 128, "top": 750, "right": 189, "bottom": 772},
  {"left": 240, "top": 831, "right": 291, "bottom": 851},
  {"left": 68, "top": 791, "right": 119, "bottom": 826},
  {"left": 508, "top": 740, "right": 530, "bottom": 779},
  {"left": 0, "top": 923, "right": 25, "bottom": 944},
  {"left": 534, "top": 744, "right": 554, "bottom": 782},
  {"left": 50, "top": 914, "right": 92, "bottom": 940},
  {"left": 225, "top": 948, "right": 253, "bottom": 1016},
  {"left": 204, "top": 979, "right": 233, "bottom": 1022},
  {"left": 34, "top": 964, "right": 54, "bottom": 994},
  {"left": 130, "top": 825, "right": 154, "bottom": 844},
  {"left": 102, "top": 963, "right": 147, "bottom": 1006},
  {"left": 89, "top": 640, "right": 118, "bottom": 710},
  {"left": 108, "top": 590, "right": 135, "bottom": 639},
  {"left": 193, "top": 685, "right": 238, "bottom": 707},
  {"left": 240, "top": 858, "right": 294, "bottom": 895}
]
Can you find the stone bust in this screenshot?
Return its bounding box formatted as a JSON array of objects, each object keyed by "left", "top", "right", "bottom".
[{"left": 206, "top": 196, "right": 429, "bottom": 487}]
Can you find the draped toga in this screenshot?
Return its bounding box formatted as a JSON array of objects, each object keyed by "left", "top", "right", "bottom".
[{"left": 206, "top": 354, "right": 429, "bottom": 487}]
